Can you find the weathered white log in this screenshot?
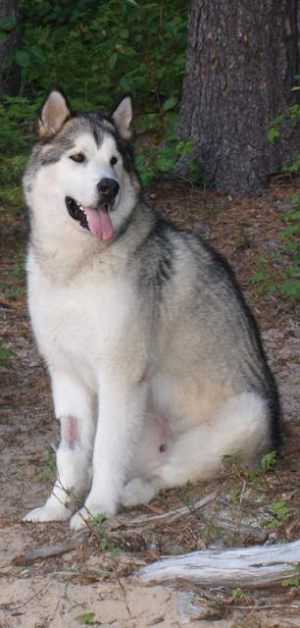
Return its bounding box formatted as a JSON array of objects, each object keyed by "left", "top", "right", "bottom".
[{"left": 137, "top": 540, "right": 300, "bottom": 588}]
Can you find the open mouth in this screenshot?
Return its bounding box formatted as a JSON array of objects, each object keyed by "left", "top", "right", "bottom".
[{"left": 65, "top": 196, "right": 114, "bottom": 241}]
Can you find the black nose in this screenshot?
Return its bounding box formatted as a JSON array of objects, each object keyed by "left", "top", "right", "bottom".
[{"left": 97, "top": 178, "right": 119, "bottom": 202}]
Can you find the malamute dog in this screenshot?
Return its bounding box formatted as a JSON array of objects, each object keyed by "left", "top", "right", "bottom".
[{"left": 23, "top": 90, "right": 281, "bottom": 529}]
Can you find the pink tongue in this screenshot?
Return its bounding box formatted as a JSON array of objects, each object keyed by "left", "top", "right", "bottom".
[{"left": 85, "top": 206, "right": 114, "bottom": 241}]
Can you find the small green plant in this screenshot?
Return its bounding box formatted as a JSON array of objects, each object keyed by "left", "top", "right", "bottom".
[
  {"left": 198, "top": 522, "right": 225, "bottom": 543},
  {"left": 15, "top": 468, "right": 26, "bottom": 481},
  {"left": 246, "top": 450, "right": 278, "bottom": 481},
  {"left": 222, "top": 451, "right": 245, "bottom": 479},
  {"left": 227, "top": 487, "right": 240, "bottom": 503},
  {"left": 266, "top": 79, "right": 300, "bottom": 300},
  {"left": 279, "top": 194, "right": 300, "bottom": 299},
  {"left": 250, "top": 196, "right": 300, "bottom": 301},
  {"left": 89, "top": 513, "right": 120, "bottom": 559},
  {"left": 176, "top": 485, "right": 193, "bottom": 506},
  {"left": 3, "top": 286, "right": 25, "bottom": 299},
  {"left": 267, "top": 76, "right": 300, "bottom": 150},
  {"left": 0, "top": 15, "right": 17, "bottom": 45},
  {"left": 250, "top": 257, "right": 269, "bottom": 286},
  {"left": 37, "top": 450, "right": 56, "bottom": 483},
  {"left": 230, "top": 587, "right": 248, "bottom": 602},
  {"left": 271, "top": 499, "right": 292, "bottom": 520},
  {"left": 136, "top": 124, "right": 199, "bottom": 185},
  {"left": 0, "top": 96, "right": 36, "bottom": 217},
  {"left": 264, "top": 499, "right": 293, "bottom": 530},
  {"left": 259, "top": 450, "right": 278, "bottom": 473},
  {"left": 75, "top": 612, "right": 97, "bottom": 625},
  {"left": 11, "top": 256, "right": 25, "bottom": 277},
  {"left": 281, "top": 564, "right": 300, "bottom": 588},
  {"left": 0, "top": 342, "right": 14, "bottom": 368}
]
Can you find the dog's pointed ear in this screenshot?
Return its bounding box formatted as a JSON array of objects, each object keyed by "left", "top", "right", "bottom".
[
  {"left": 39, "top": 89, "right": 72, "bottom": 139},
  {"left": 111, "top": 94, "right": 133, "bottom": 140}
]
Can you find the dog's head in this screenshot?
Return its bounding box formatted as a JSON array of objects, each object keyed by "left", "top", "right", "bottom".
[{"left": 24, "top": 89, "right": 140, "bottom": 242}]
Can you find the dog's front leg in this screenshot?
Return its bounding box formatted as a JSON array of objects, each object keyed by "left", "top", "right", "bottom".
[
  {"left": 70, "top": 370, "right": 147, "bottom": 530},
  {"left": 24, "top": 371, "right": 95, "bottom": 522}
]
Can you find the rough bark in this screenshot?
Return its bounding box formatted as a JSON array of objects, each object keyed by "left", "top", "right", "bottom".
[
  {"left": 179, "top": 0, "right": 300, "bottom": 195},
  {"left": 0, "top": 0, "right": 20, "bottom": 95}
]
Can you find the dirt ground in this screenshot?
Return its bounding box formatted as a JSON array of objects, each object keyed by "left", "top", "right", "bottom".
[{"left": 1, "top": 178, "right": 300, "bottom": 627}]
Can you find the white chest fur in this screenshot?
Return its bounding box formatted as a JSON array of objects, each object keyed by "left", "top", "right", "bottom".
[{"left": 27, "top": 247, "right": 140, "bottom": 387}]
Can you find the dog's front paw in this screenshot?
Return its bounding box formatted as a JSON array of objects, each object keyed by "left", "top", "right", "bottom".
[
  {"left": 23, "top": 502, "right": 72, "bottom": 523},
  {"left": 70, "top": 502, "right": 116, "bottom": 530},
  {"left": 121, "top": 477, "right": 157, "bottom": 507}
]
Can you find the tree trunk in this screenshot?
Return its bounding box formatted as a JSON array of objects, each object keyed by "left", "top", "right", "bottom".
[
  {"left": 179, "top": 0, "right": 300, "bottom": 195},
  {"left": 0, "top": 0, "right": 20, "bottom": 95}
]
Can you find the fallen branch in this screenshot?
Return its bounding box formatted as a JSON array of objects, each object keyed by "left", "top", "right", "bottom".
[
  {"left": 104, "top": 492, "right": 217, "bottom": 531},
  {"left": 137, "top": 540, "right": 300, "bottom": 588},
  {"left": 11, "top": 530, "right": 88, "bottom": 566}
]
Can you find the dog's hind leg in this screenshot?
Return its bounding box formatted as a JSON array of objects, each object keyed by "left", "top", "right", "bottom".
[
  {"left": 23, "top": 371, "right": 95, "bottom": 522},
  {"left": 121, "top": 392, "right": 271, "bottom": 507}
]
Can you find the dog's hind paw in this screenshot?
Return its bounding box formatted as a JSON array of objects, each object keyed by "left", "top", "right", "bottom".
[
  {"left": 121, "top": 477, "right": 157, "bottom": 507},
  {"left": 23, "top": 503, "right": 71, "bottom": 523}
]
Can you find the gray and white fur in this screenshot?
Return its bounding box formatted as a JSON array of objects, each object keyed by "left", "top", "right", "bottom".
[{"left": 23, "top": 90, "right": 281, "bottom": 529}]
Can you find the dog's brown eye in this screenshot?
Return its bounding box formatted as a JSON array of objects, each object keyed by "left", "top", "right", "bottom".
[
  {"left": 70, "top": 153, "right": 85, "bottom": 163},
  {"left": 110, "top": 156, "right": 118, "bottom": 166}
]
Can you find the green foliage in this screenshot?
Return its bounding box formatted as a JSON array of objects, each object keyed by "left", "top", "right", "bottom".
[
  {"left": 258, "top": 450, "right": 278, "bottom": 473},
  {"left": 225, "top": 451, "right": 278, "bottom": 502},
  {"left": 0, "top": 343, "right": 14, "bottom": 368},
  {"left": 246, "top": 450, "right": 278, "bottom": 481},
  {"left": 271, "top": 499, "right": 292, "bottom": 520},
  {"left": 75, "top": 612, "right": 97, "bottom": 625},
  {"left": 198, "top": 522, "right": 225, "bottom": 543},
  {"left": 284, "top": 153, "right": 300, "bottom": 174},
  {"left": 250, "top": 195, "right": 300, "bottom": 301},
  {"left": 266, "top": 79, "right": 300, "bottom": 299},
  {"left": 2, "top": 254, "right": 26, "bottom": 299},
  {"left": 222, "top": 451, "right": 244, "bottom": 478},
  {"left": 0, "top": 15, "right": 17, "bottom": 44},
  {"left": 280, "top": 194, "right": 300, "bottom": 299},
  {"left": 230, "top": 587, "right": 248, "bottom": 602},
  {"left": 0, "top": 1, "right": 190, "bottom": 207},
  {"left": 267, "top": 76, "right": 300, "bottom": 167},
  {"left": 267, "top": 113, "right": 285, "bottom": 142},
  {"left": 136, "top": 125, "right": 201, "bottom": 185},
  {"left": 264, "top": 499, "right": 293, "bottom": 530},
  {"left": 90, "top": 513, "right": 120, "bottom": 558},
  {"left": 15, "top": 468, "right": 26, "bottom": 481},
  {"left": 227, "top": 487, "right": 240, "bottom": 503},
  {"left": 37, "top": 450, "right": 56, "bottom": 483},
  {"left": 10, "top": 256, "right": 26, "bottom": 277},
  {"left": 249, "top": 258, "right": 268, "bottom": 285},
  {"left": 0, "top": 96, "right": 37, "bottom": 213},
  {"left": 16, "top": 0, "right": 187, "bottom": 111},
  {"left": 259, "top": 498, "right": 293, "bottom": 530},
  {"left": 281, "top": 564, "right": 300, "bottom": 588}
]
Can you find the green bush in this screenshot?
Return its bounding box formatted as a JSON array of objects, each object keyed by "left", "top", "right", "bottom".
[
  {"left": 266, "top": 78, "right": 300, "bottom": 300},
  {"left": 16, "top": 0, "right": 187, "bottom": 111},
  {"left": 0, "top": 1, "right": 189, "bottom": 197}
]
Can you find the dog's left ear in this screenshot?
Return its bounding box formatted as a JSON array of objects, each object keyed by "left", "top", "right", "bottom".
[
  {"left": 110, "top": 95, "right": 133, "bottom": 140},
  {"left": 39, "top": 89, "right": 72, "bottom": 139}
]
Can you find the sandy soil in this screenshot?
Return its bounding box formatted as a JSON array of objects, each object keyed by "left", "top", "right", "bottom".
[{"left": 1, "top": 179, "right": 300, "bottom": 627}]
